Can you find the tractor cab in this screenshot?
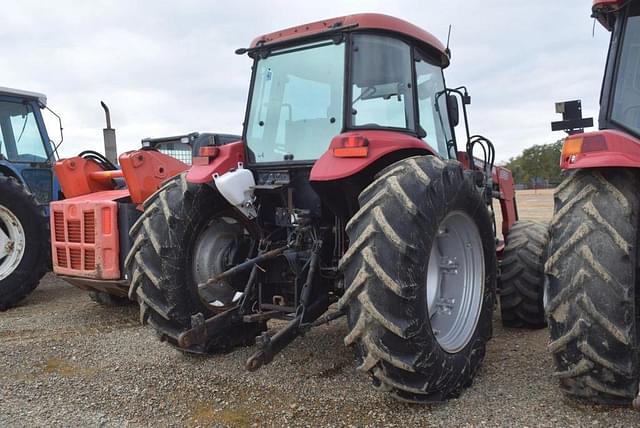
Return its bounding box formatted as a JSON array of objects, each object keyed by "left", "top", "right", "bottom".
[
  {"left": 229, "top": 15, "right": 490, "bottom": 221},
  {"left": 553, "top": 0, "right": 640, "bottom": 169},
  {"left": 596, "top": 0, "right": 640, "bottom": 137},
  {"left": 243, "top": 16, "right": 458, "bottom": 168},
  {"left": 0, "top": 88, "right": 59, "bottom": 204}
]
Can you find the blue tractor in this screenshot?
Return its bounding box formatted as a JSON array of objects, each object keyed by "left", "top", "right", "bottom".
[{"left": 0, "top": 87, "right": 60, "bottom": 309}]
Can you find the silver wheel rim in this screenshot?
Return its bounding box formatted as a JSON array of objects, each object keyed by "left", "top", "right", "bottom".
[
  {"left": 426, "top": 211, "right": 484, "bottom": 353},
  {"left": 0, "top": 204, "right": 26, "bottom": 281},
  {"left": 192, "top": 217, "right": 246, "bottom": 310}
]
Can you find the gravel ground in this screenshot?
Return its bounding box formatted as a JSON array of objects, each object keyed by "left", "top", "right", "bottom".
[
  {"left": 2, "top": 278, "right": 639, "bottom": 427},
  {"left": 1, "top": 190, "right": 639, "bottom": 427}
]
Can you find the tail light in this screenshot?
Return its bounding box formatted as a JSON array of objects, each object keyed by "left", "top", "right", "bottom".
[
  {"left": 333, "top": 135, "right": 369, "bottom": 158},
  {"left": 562, "top": 135, "right": 608, "bottom": 163},
  {"left": 193, "top": 146, "right": 221, "bottom": 165},
  {"left": 199, "top": 146, "right": 220, "bottom": 158}
]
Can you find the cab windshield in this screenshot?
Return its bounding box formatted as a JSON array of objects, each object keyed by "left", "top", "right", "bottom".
[
  {"left": 246, "top": 40, "right": 345, "bottom": 163},
  {"left": 0, "top": 101, "right": 48, "bottom": 163},
  {"left": 611, "top": 4, "right": 640, "bottom": 136}
]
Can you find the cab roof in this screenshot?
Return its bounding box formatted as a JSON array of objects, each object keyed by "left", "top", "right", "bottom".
[
  {"left": 0, "top": 87, "right": 47, "bottom": 107},
  {"left": 592, "top": 0, "right": 628, "bottom": 31},
  {"left": 593, "top": 0, "right": 624, "bottom": 9},
  {"left": 249, "top": 13, "right": 449, "bottom": 67}
]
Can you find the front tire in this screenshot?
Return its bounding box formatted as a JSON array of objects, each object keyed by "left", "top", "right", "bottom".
[
  {"left": 339, "top": 156, "right": 496, "bottom": 402},
  {"left": 125, "top": 174, "right": 265, "bottom": 354},
  {"left": 0, "top": 176, "right": 48, "bottom": 310},
  {"left": 498, "top": 220, "right": 548, "bottom": 329},
  {"left": 545, "top": 169, "right": 639, "bottom": 404}
]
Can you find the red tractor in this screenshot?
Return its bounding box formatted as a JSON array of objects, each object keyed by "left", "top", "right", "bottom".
[
  {"left": 127, "top": 14, "right": 529, "bottom": 402},
  {"left": 546, "top": 0, "right": 640, "bottom": 406}
]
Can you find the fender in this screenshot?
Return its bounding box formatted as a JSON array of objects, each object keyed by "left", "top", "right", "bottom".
[
  {"left": 310, "top": 130, "right": 435, "bottom": 182},
  {"left": 560, "top": 130, "right": 640, "bottom": 170},
  {"left": 0, "top": 162, "right": 21, "bottom": 181},
  {"left": 185, "top": 141, "right": 245, "bottom": 184}
]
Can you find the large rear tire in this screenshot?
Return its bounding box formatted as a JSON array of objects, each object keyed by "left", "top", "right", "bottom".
[
  {"left": 545, "top": 169, "right": 639, "bottom": 404},
  {"left": 339, "top": 156, "right": 496, "bottom": 402},
  {"left": 125, "top": 174, "right": 265, "bottom": 354},
  {"left": 498, "top": 220, "right": 548, "bottom": 329},
  {"left": 0, "top": 175, "right": 48, "bottom": 310}
]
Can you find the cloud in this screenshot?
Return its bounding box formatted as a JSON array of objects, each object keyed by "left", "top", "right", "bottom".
[{"left": 1, "top": 0, "right": 610, "bottom": 161}]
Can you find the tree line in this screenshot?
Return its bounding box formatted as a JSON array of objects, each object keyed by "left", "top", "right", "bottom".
[{"left": 503, "top": 140, "right": 563, "bottom": 186}]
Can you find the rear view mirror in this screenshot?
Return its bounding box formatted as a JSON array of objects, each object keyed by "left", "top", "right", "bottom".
[{"left": 447, "top": 94, "right": 459, "bottom": 128}]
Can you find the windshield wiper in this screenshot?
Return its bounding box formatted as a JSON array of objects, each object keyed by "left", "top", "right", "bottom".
[{"left": 15, "top": 114, "right": 28, "bottom": 143}]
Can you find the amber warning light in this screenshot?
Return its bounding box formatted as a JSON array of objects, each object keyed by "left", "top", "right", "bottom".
[
  {"left": 199, "top": 146, "right": 220, "bottom": 158},
  {"left": 562, "top": 134, "right": 607, "bottom": 164},
  {"left": 333, "top": 135, "right": 369, "bottom": 158}
]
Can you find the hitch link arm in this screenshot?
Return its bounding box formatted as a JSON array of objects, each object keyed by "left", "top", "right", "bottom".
[{"left": 245, "top": 239, "right": 325, "bottom": 371}]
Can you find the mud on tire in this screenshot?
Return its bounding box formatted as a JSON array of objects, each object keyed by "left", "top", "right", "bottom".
[
  {"left": 498, "top": 220, "right": 549, "bottom": 329},
  {"left": 339, "top": 156, "right": 496, "bottom": 402},
  {"left": 0, "top": 175, "right": 48, "bottom": 310},
  {"left": 545, "top": 169, "right": 640, "bottom": 404},
  {"left": 125, "top": 174, "right": 265, "bottom": 354}
]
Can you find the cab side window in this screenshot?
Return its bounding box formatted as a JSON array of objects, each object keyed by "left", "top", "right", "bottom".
[
  {"left": 350, "top": 35, "right": 416, "bottom": 131},
  {"left": 414, "top": 53, "right": 453, "bottom": 158}
]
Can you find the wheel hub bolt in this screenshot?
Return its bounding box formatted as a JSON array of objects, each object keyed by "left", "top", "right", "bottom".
[
  {"left": 436, "top": 298, "right": 455, "bottom": 315},
  {"left": 440, "top": 257, "right": 459, "bottom": 274}
]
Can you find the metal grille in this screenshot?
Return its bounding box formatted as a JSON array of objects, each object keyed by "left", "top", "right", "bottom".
[{"left": 155, "top": 142, "right": 192, "bottom": 164}]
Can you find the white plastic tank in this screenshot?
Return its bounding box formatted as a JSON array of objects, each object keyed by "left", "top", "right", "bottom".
[{"left": 213, "top": 163, "right": 257, "bottom": 219}]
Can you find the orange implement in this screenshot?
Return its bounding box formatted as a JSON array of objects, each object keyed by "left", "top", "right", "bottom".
[
  {"left": 54, "top": 157, "right": 116, "bottom": 198},
  {"left": 88, "top": 169, "right": 124, "bottom": 183},
  {"left": 50, "top": 189, "right": 128, "bottom": 280},
  {"left": 119, "top": 150, "right": 189, "bottom": 205}
]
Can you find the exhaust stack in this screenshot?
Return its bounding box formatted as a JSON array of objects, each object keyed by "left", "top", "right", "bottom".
[{"left": 100, "top": 101, "right": 117, "bottom": 164}]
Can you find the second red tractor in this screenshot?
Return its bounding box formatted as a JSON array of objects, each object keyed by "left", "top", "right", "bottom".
[{"left": 546, "top": 0, "right": 640, "bottom": 407}]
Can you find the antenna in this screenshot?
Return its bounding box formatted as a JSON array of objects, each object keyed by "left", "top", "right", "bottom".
[{"left": 445, "top": 25, "right": 452, "bottom": 58}]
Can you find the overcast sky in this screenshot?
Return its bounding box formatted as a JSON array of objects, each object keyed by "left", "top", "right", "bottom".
[{"left": 2, "top": 0, "right": 610, "bottom": 162}]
